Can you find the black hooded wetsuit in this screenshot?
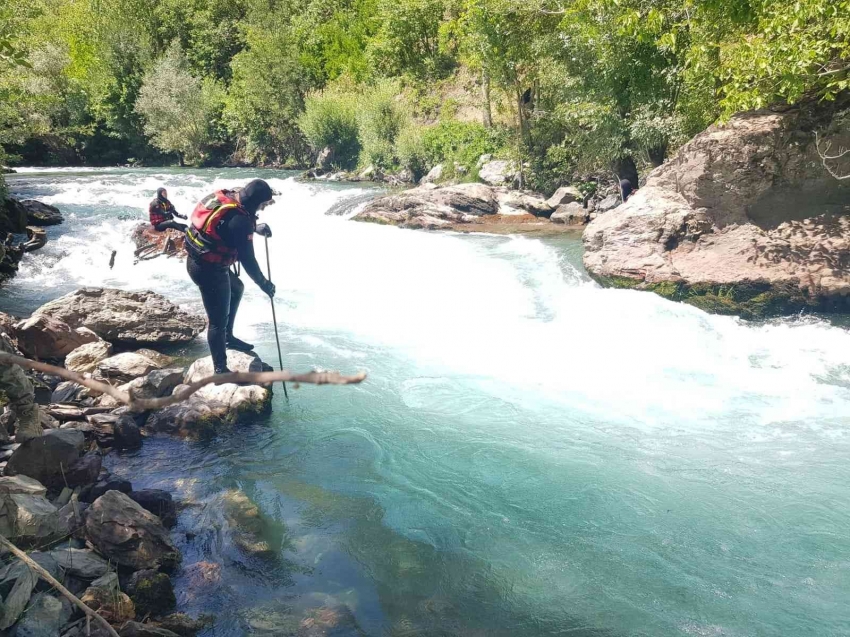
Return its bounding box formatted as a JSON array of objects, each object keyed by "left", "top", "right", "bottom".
[
  {"left": 186, "top": 179, "right": 274, "bottom": 372},
  {"left": 150, "top": 187, "right": 187, "bottom": 232}
]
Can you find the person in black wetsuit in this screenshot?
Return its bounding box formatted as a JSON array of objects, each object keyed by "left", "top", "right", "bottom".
[
  {"left": 185, "top": 179, "right": 276, "bottom": 374},
  {"left": 620, "top": 179, "right": 636, "bottom": 202},
  {"left": 149, "top": 187, "right": 188, "bottom": 232}
]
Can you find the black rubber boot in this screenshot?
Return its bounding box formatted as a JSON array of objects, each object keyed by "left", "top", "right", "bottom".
[
  {"left": 226, "top": 335, "right": 255, "bottom": 352},
  {"left": 214, "top": 366, "right": 232, "bottom": 375}
]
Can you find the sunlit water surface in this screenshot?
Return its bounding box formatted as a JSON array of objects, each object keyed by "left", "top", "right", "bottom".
[{"left": 3, "top": 167, "right": 850, "bottom": 636}]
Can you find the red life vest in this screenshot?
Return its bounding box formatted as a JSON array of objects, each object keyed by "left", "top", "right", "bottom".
[
  {"left": 186, "top": 190, "right": 249, "bottom": 265},
  {"left": 149, "top": 200, "right": 173, "bottom": 226}
]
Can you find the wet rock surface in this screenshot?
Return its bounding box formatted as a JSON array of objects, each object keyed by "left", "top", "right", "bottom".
[{"left": 33, "top": 288, "right": 204, "bottom": 346}]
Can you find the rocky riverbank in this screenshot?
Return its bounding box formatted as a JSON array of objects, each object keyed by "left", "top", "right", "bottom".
[
  {"left": 0, "top": 197, "right": 64, "bottom": 283},
  {"left": 0, "top": 287, "right": 290, "bottom": 636},
  {"left": 583, "top": 101, "right": 850, "bottom": 319}
]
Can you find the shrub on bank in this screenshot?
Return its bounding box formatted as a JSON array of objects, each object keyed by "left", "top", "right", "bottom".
[{"left": 299, "top": 87, "right": 361, "bottom": 169}]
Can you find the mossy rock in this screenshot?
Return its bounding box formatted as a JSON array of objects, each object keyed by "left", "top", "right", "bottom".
[
  {"left": 131, "top": 572, "right": 176, "bottom": 618},
  {"left": 594, "top": 275, "right": 850, "bottom": 320}
]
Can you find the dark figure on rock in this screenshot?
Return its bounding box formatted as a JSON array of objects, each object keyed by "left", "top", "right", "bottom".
[
  {"left": 149, "top": 187, "right": 187, "bottom": 232},
  {"left": 185, "top": 179, "right": 276, "bottom": 374},
  {"left": 620, "top": 178, "right": 636, "bottom": 202}
]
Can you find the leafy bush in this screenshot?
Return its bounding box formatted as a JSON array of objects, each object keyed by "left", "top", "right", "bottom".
[
  {"left": 395, "top": 124, "right": 428, "bottom": 178},
  {"left": 299, "top": 85, "right": 361, "bottom": 169},
  {"left": 419, "top": 121, "right": 506, "bottom": 173},
  {"left": 357, "top": 79, "right": 409, "bottom": 169},
  {"left": 135, "top": 45, "right": 222, "bottom": 165}
]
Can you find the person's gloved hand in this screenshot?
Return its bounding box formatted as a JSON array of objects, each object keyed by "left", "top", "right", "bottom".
[
  {"left": 256, "top": 223, "right": 272, "bottom": 238},
  {"left": 260, "top": 279, "right": 276, "bottom": 298},
  {"left": 175, "top": 213, "right": 187, "bottom": 219}
]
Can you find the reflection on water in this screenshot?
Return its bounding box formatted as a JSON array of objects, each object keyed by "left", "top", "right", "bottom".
[{"left": 3, "top": 168, "right": 850, "bottom": 636}]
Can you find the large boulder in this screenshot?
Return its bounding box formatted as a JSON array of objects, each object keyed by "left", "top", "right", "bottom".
[
  {"left": 33, "top": 288, "right": 204, "bottom": 346},
  {"left": 495, "top": 190, "right": 553, "bottom": 217},
  {"left": 19, "top": 200, "right": 64, "bottom": 226},
  {"left": 547, "top": 185, "right": 582, "bottom": 208},
  {"left": 551, "top": 202, "right": 589, "bottom": 225},
  {"left": 65, "top": 340, "right": 113, "bottom": 374},
  {"left": 13, "top": 315, "right": 100, "bottom": 359},
  {"left": 145, "top": 352, "right": 272, "bottom": 438},
  {"left": 95, "top": 350, "right": 171, "bottom": 385},
  {"left": 5, "top": 429, "right": 85, "bottom": 489},
  {"left": 583, "top": 104, "right": 850, "bottom": 318},
  {"left": 353, "top": 183, "right": 499, "bottom": 229},
  {"left": 85, "top": 490, "right": 179, "bottom": 571}
]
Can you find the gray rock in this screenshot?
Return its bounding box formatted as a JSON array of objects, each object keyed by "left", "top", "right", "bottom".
[
  {"left": 51, "top": 381, "right": 86, "bottom": 404},
  {"left": 91, "top": 571, "right": 119, "bottom": 592},
  {"left": 0, "top": 476, "right": 47, "bottom": 497},
  {"left": 0, "top": 493, "right": 65, "bottom": 542},
  {"left": 63, "top": 452, "right": 102, "bottom": 488},
  {"left": 595, "top": 193, "right": 621, "bottom": 213},
  {"left": 95, "top": 351, "right": 171, "bottom": 385},
  {"left": 122, "top": 368, "right": 184, "bottom": 400},
  {"left": 32, "top": 288, "right": 205, "bottom": 346},
  {"left": 420, "top": 163, "right": 443, "bottom": 184},
  {"left": 65, "top": 341, "right": 113, "bottom": 374},
  {"left": 0, "top": 567, "right": 37, "bottom": 629},
  {"left": 495, "top": 190, "right": 553, "bottom": 217},
  {"left": 5, "top": 429, "right": 84, "bottom": 489},
  {"left": 551, "top": 202, "right": 589, "bottom": 225},
  {"left": 114, "top": 417, "right": 142, "bottom": 450},
  {"left": 546, "top": 185, "right": 582, "bottom": 208},
  {"left": 478, "top": 159, "right": 518, "bottom": 186},
  {"left": 13, "top": 595, "right": 69, "bottom": 637},
  {"left": 49, "top": 548, "right": 109, "bottom": 579},
  {"left": 19, "top": 200, "right": 64, "bottom": 226},
  {"left": 146, "top": 353, "right": 272, "bottom": 438},
  {"left": 85, "top": 491, "right": 179, "bottom": 571}
]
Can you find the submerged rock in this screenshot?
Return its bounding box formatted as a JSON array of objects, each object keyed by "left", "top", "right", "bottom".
[
  {"left": 583, "top": 103, "right": 850, "bottom": 318},
  {"left": 33, "top": 288, "right": 204, "bottom": 346},
  {"left": 145, "top": 351, "right": 272, "bottom": 437},
  {"left": 130, "top": 489, "right": 177, "bottom": 528},
  {"left": 127, "top": 570, "right": 176, "bottom": 617},
  {"left": 85, "top": 490, "right": 180, "bottom": 571}
]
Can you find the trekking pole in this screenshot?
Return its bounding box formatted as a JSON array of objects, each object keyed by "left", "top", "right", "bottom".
[{"left": 264, "top": 235, "right": 288, "bottom": 400}]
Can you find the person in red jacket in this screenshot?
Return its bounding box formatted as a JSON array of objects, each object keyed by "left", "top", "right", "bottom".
[
  {"left": 185, "top": 179, "right": 275, "bottom": 374},
  {"left": 149, "top": 187, "right": 187, "bottom": 232}
]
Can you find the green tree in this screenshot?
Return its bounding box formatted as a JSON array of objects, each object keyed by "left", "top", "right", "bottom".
[{"left": 135, "top": 45, "right": 222, "bottom": 164}]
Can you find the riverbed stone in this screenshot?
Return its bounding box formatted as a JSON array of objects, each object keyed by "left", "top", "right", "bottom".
[
  {"left": 120, "top": 622, "right": 180, "bottom": 637},
  {"left": 0, "top": 492, "right": 64, "bottom": 543},
  {"left": 33, "top": 288, "right": 205, "bottom": 346},
  {"left": 128, "top": 570, "right": 176, "bottom": 617},
  {"left": 19, "top": 200, "right": 64, "bottom": 226},
  {"left": 85, "top": 490, "right": 179, "bottom": 571},
  {"left": 63, "top": 451, "right": 102, "bottom": 488},
  {"left": 65, "top": 341, "right": 114, "bottom": 374},
  {"left": 95, "top": 351, "right": 171, "bottom": 385},
  {"left": 551, "top": 202, "right": 589, "bottom": 225},
  {"left": 5, "top": 429, "right": 85, "bottom": 489},
  {"left": 546, "top": 185, "right": 582, "bottom": 208},
  {"left": 49, "top": 548, "right": 109, "bottom": 579},
  {"left": 81, "top": 585, "right": 135, "bottom": 624},
  {"left": 129, "top": 490, "right": 176, "bottom": 528}
]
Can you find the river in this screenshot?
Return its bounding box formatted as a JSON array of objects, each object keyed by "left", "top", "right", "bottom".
[{"left": 3, "top": 167, "right": 850, "bottom": 636}]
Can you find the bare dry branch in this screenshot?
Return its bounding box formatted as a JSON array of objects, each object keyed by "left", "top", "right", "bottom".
[
  {"left": 0, "top": 534, "right": 121, "bottom": 637},
  {"left": 0, "top": 352, "right": 366, "bottom": 412},
  {"left": 815, "top": 131, "right": 850, "bottom": 181}
]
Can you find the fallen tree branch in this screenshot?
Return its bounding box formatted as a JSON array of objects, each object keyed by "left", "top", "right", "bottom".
[
  {"left": 0, "top": 534, "right": 121, "bottom": 637},
  {"left": 0, "top": 352, "right": 366, "bottom": 413}
]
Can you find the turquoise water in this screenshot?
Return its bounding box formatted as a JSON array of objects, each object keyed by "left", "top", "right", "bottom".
[{"left": 3, "top": 168, "right": 850, "bottom": 636}]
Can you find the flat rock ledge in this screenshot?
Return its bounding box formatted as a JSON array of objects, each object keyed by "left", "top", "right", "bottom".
[
  {"left": 583, "top": 103, "right": 850, "bottom": 319},
  {"left": 352, "top": 183, "right": 589, "bottom": 235}
]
